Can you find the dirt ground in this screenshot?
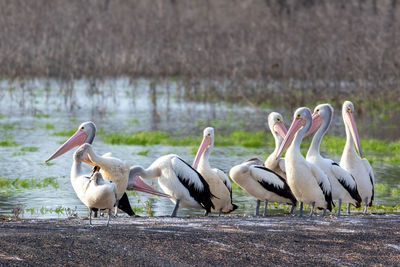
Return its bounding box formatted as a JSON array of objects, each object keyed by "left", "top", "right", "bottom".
[{"left": 0, "top": 214, "right": 399, "bottom": 266}]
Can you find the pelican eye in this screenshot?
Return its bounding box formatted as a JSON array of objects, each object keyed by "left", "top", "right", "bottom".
[
  {"left": 316, "top": 109, "right": 320, "bottom": 113},
  {"left": 81, "top": 126, "right": 85, "bottom": 130},
  {"left": 296, "top": 114, "right": 301, "bottom": 119},
  {"left": 277, "top": 118, "right": 280, "bottom": 122},
  {"left": 347, "top": 107, "right": 351, "bottom": 112},
  {"left": 207, "top": 133, "right": 211, "bottom": 136}
]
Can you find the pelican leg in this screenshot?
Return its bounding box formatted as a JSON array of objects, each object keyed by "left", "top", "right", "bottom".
[
  {"left": 290, "top": 204, "right": 296, "bottom": 214},
  {"left": 337, "top": 199, "right": 342, "bottom": 217},
  {"left": 347, "top": 203, "right": 351, "bottom": 215},
  {"left": 322, "top": 209, "right": 326, "bottom": 217},
  {"left": 93, "top": 209, "right": 98, "bottom": 218},
  {"left": 299, "top": 202, "right": 304, "bottom": 217},
  {"left": 114, "top": 200, "right": 120, "bottom": 217},
  {"left": 89, "top": 209, "right": 93, "bottom": 226},
  {"left": 106, "top": 209, "right": 111, "bottom": 227},
  {"left": 309, "top": 202, "right": 315, "bottom": 218},
  {"left": 263, "top": 201, "right": 268, "bottom": 216},
  {"left": 255, "top": 200, "right": 260, "bottom": 216},
  {"left": 171, "top": 199, "right": 180, "bottom": 217},
  {"left": 219, "top": 209, "right": 222, "bottom": 217},
  {"left": 204, "top": 210, "right": 209, "bottom": 216},
  {"left": 363, "top": 197, "right": 368, "bottom": 213}
]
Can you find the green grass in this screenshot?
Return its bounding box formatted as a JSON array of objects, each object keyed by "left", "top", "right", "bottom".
[
  {"left": 0, "top": 177, "right": 59, "bottom": 190},
  {"left": 1, "top": 123, "right": 17, "bottom": 131},
  {"left": 136, "top": 149, "right": 150, "bottom": 156},
  {"left": 52, "top": 128, "right": 76, "bottom": 137},
  {"left": 35, "top": 114, "right": 50, "bottom": 119},
  {"left": 20, "top": 146, "right": 39, "bottom": 152},
  {"left": 101, "top": 130, "right": 273, "bottom": 148},
  {"left": 0, "top": 137, "right": 18, "bottom": 146}
]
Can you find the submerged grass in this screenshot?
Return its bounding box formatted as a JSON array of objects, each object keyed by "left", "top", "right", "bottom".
[
  {"left": 0, "top": 177, "right": 59, "bottom": 190},
  {"left": 101, "top": 130, "right": 273, "bottom": 148},
  {"left": 0, "top": 136, "right": 18, "bottom": 146},
  {"left": 52, "top": 128, "right": 76, "bottom": 137},
  {"left": 100, "top": 129, "right": 400, "bottom": 163}
]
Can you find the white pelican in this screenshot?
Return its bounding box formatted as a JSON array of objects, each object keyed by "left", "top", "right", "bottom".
[
  {"left": 229, "top": 163, "right": 297, "bottom": 216},
  {"left": 276, "top": 107, "right": 333, "bottom": 217},
  {"left": 128, "top": 154, "right": 215, "bottom": 217},
  {"left": 339, "top": 101, "right": 374, "bottom": 213},
  {"left": 306, "top": 104, "right": 362, "bottom": 216},
  {"left": 230, "top": 112, "right": 297, "bottom": 215},
  {"left": 71, "top": 144, "right": 117, "bottom": 226},
  {"left": 192, "top": 127, "right": 238, "bottom": 215},
  {"left": 46, "top": 121, "right": 167, "bottom": 216},
  {"left": 264, "top": 112, "right": 288, "bottom": 178}
]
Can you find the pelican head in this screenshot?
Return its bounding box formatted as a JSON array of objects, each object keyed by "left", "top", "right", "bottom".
[
  {"left": 72, "top": 143, "right": 96, "bottom": 166},
  {"left": 276, "top": 107, "right": 312, "bottom": 159},
  {"left": 268, "top": 112, "right": 287, "bottom": 140},
  {"left": 192, "top": 127, "right": 214, "bottom": 169},
  {"left": 46, "top": 121, "right": 96, "bottom": 162},
  {"left": 306, "top": 103, "right": 334, "bottom": 136},
  {"left": 342, "top": 101, "right": 362, "bottom": 157}
]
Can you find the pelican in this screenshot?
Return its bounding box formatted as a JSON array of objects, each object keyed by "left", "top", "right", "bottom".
[
  {"left": 230, "top": 112, "right": 297, "bottom": 216},
  {"left": 128, "top": 154, "right": 214, "bottom": 217},
  {"left": 192, "top": 127, "right": 238, "bottom": 215},
  {"left": 264, "top": 112, "right": 288, "bottom": 178},
  {"left": 229, "top": 163, "right": 297, "bottom": 216},
  {"left": 339, "top": 101, "right": 374, "bottom": 213},
  {"left": 71, "top": 144, "right": 117, "bottom": 226},
  {"left": 276, "top": 107, "right": 333, "bottom": 217},
  {"left": 46, "top": 121, "right": 167, "bottom": 216},
  {"left": 306, "top": 104, "right": 361, "bottom": 216}
]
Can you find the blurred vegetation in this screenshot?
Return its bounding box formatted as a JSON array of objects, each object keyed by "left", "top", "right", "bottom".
[{"left": 0, "top": 0, "right": 399, "bottom": 113}]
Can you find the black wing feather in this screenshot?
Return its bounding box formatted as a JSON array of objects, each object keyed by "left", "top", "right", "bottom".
[
  {"left": 176, "top": 157, "right": 215, "bottom": 212},
  {"left": 317, "top": 181, "right": 333, "bottom": 211},
  {"left": 369, "top": 173, "right": 374, "bottom": 206},
  {"left": 332, "top": 162, "right": 362, "bottom": 207},
  {"left": 254, "top": 166, "right": 297, "bottom": 205}
]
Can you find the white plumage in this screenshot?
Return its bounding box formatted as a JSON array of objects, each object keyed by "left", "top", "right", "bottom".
[
  {"left": 306, "top": 104, "right": 361, "bottom": 215},
  {"left": 339, "top": 101, "right": 374, "bottom": 213}
]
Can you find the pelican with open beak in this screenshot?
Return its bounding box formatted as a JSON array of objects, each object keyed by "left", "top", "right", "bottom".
[{"left": 46, "top": 121, "right": 169, "bottom": 216}]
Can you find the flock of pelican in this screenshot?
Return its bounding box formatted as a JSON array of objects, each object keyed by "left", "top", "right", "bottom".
[{"left": 45, "top": 100, "right": 374, "bottom": 226}]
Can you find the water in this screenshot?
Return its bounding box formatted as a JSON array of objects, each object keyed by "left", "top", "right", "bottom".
[{"left": 0, "top": 78, "right": 399, "bottom": 218}]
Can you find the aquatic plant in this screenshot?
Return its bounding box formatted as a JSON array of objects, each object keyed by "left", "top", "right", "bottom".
[
  {"left": 52, "top": 128, "right": 76, "bottom": 137},
  {"left": 136, "top": 149, "right": 150, "bottom": 156},
  {"left": 35, "top": 114, "right": 50, "bottom": 119},
  {"left": 20, "top": 146, "right": 39, "bottom": 152},
  {"left": 0, "top": 177, "right": 59, "bottom": 190},
  {"left": 0, "top": 137, "right": 18, "bottom": 146}
]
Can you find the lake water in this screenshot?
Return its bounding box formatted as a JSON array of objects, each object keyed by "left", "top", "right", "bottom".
[{"left": 0, "top": 78, "right": 398, "bottom": 218}]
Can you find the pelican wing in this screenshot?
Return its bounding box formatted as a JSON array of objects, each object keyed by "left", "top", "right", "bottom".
[
  {"left": 331, "top": 162, "right": 361, "bottom": 204},
  {"left": 309, "top": 163, "right": 333, "bottom": 211},
  {"left": 171, "top": 156, "right": 215, "bottom": 211},
  {"left": 362, "top": 158, "right": 375, "bottom": 205},
  {"left": 251, "top": 166, "right": 296, "bottom": 204},
  {"left": 214, "top": 168, "right": 232, "bottom": 192}
]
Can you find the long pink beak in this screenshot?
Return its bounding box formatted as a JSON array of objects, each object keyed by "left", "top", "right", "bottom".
[
  {"left": 273, "top": 121, "right": 288, "bottom": 139},
  {"left": 304, "top": 113, "right": 323, "bottom": 138},
  {"left": 276, "top": 118, "right": 305, "bottom": 159},
  {"left": 128, "top": 176, "right": 170, "bottom": 198},
  {"left": 192, "top": 136, "right": 211, "bottom": 169},
  {"left": 46, "top": 130, "right": 88, "bottom": 162},
  {"left": 345, "top": 112, "right": 363, "bottom": 157}
]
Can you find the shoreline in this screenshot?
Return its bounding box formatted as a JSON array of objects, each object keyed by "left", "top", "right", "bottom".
[{"left": 1, "top": 214, "right": 399, "bottom": 266}]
